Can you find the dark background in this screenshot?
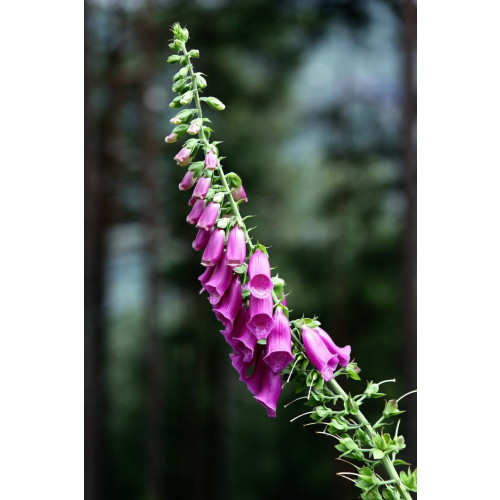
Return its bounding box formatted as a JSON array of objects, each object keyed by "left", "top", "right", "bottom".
[{"left": 85, "top": 0, "right": 416, "bottom": 499}]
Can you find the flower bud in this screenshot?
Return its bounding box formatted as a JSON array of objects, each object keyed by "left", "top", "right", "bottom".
[
  {"left": 173, "top": 67, "right": 189, "bottom": 82},
  {"left": 195, "top": 74, "right": 207, "bottom": 89},
  {"left": 301, "top": 325, "right": 339, "bottom": 381},
  {"left": 201, "top": 229, "right": 225, "bottom": 267},
  {"left": 193, "top": 176, "right": 211, "bottom": 200},
  {"left": 187, "top": 119, "right": 201, "bottom": 135},
  {"left": 189, "top": 49, "right": 199, "bottom": 58},
  {"left": 178, "top": 170, "right": 197, "bottom": 191},
  {"left": 165, "top": 132, "right": 178, "bottom": 143},
  {"left": 186, "top": 199, "right": 205, "bottom": 225},
  {"left": 192, "top": 227, "right": 213, "bottom": 252},
  {"left": 196, "top": 201, "right": 220, "bottom": 230},
  {"left": 231, "top": 184, "right": 248, "bottom": 202},
  {"left": 167, "top": 55, "right": 181, "bottom": 64},
  {"left": 174, "top": 146, "right": 192, "bottom": 166},
  {"left": 207, "top": 96, "right": 226, "bottom": 111},
  {"left": 180, "top": 90, "right": 193, "bottom": 105},
  {"left": 170, "top": 109, "right": 194, "bottom": 125},
  {"left": 204, "top": 149, "right": 218, "bottom": 170},
  {"left": 226, "top": 225, "right": 246, "bottom": 267}
]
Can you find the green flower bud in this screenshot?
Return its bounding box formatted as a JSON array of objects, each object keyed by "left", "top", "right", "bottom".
[
  {"left": 180, "top": 90, "right": 193, "bottom": 105},
  {"left": 170, "top": 109, "right": 194, "bottom": 125},
  {"left": 173, "top": 67, "right": 189, "bottom": 82},
  {"left": 195, "top": 74, "right": 207, "bottom": 89},
  {"left": 169, "top": 40, "right": 183, "bottom": 51},
  {"left": 206, "top": 96, "right": 225, "bottom": 111},
  {"left": 169, "top": 96, "right": 183, "bottom": 108},
  {"left": 167, "top": 55, "right": 181, "bottom": 64},
  {"left": 172, "top": 78, "right": 189, "bottom": 93},
  {"left": 189, "top": 49, "right": 199, "bottom": 58}
]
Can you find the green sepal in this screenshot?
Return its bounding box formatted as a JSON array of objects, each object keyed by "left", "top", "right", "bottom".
[
  {"left": 188, "top": 161, "right": 205, "bottom": 177},
  {"left": 370, "top": 448, "right": 385, "bottom": 460},
  {"left": 172, "top": 124, "right": 189, "bottom": 138},
  {"left": 167, "top": 55, "right": 181, "bottom": 64},
  {"left": 233, "top": 263, "right": 248, "bottom": 275},
  {"left": 399, "top": 468, "right": 417, "bottom": 492},
  {"left": 172, "top": 78, "right": 189, "bottom": 93},
  {"left": 344, "top": 363, "right": 361, "bottom": 380},
  {"left": 364, "top": 381, "right": 385, "bottom": 398},
  {"left": 195, "top": 74, "right": 207, "bottom": 89},
  {"left": 382, "top": 487, "right": 401, "bottom": 500},
  {"left": 225, "top": 172, "right": 242, "bottom": 189}
]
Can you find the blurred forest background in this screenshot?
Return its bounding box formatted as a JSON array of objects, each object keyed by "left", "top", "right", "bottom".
[{"left": 85, "top": 0, "right": 416, "bottom": 499}]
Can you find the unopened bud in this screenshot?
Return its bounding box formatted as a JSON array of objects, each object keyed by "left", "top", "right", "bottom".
[
  {"left": 165, "top": 132, "right": 178, "bottom": 143},
  {"left": 189, "top": 49, "right": 200, "bottom": 58},
  {"left": 207, "top": 96, "right": 225, "bottom": 111},
  {"left": 195, "top": 74, "right": 207, "bottom": 89},
  {"left": 167, "top": 55, "right": 181, "bottom": 64},
  {"left": 180, "top": 91, "right": 193, "bottom": 105},
  {"left": 187, "top": 119, "right": 201, "bottom": 135}
]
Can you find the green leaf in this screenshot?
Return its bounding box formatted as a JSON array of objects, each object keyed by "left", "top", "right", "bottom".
[
  {"left": 393, "top": 459, "right": 411, "bottom": 466},
  {"left": 371, "top": 448, "right": 385, "bottom": 460}
]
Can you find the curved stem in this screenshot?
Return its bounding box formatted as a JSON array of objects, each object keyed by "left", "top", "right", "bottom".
[
  {"left": 182, "top": 45, "right": 255, "bottom": 252},
  {"left": 328, "top": 378, "right": 412, "bottom": 500}
]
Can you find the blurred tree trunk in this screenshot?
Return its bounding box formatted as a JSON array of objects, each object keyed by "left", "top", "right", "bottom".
[
  {"left": 137, "top": 3, "right": 165, "bottom": 499},
  {"left": 85, "top": 4, "right": 127, "bottom": 498},
  {"left": 401, "top": 0, "right": 417, "bottom": 466}
]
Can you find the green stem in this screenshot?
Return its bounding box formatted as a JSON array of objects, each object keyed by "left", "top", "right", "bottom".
[
  {"left": 182, "top": 44, "right": 255, "bottom": 252},
  {"left": 327, "top": 378, "right": 412, "bottom": 500}
]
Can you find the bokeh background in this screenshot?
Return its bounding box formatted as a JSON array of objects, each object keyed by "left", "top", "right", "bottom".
[{"left": 85, "top": 0, "right": 416, "bottom": 499}]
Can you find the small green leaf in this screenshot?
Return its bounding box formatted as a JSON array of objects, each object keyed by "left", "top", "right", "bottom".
[{"left": 371, "top": 448, "right": 385, "bottom": 460}]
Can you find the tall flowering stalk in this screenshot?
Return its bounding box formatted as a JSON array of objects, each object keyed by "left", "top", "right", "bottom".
[{"left": 165, "top": 24, "right": 416, "bottom": 500}]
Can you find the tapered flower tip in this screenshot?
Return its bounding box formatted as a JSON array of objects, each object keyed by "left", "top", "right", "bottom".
[
  {"left": 301, "top": 325, "right": 339, "bottom": 381},
  {"left": 193, "top": 176, "right": 211, "bottom": 200},
  {"left": 254, "top": 364, "right": 282, "bottom": 418},
  {"left": 196, "top": 201, "right": 220, "bottom": 230},
  {"left": 179, "top": 170, "right": 197, "bottom": 191},
  {"left": 192, "top": 227, "right": 213, "bottom": 252},
  {"left": 248, "top": 250, "right": 273, "bottom": 298},
  {"left": 247, "top": 295, "right": 274, "bottom": 340},
  {"left": 314, "top": 327, "right": 351, "bottom": 367},
  {"left": 201, "top": 228, "right": 225, "bottom": 267},
  {"left": 186, "top": 199, "right": 206, "bottom": 225},
  {"left": 226, "top": 225, "right": 246, "bottom": 267},
  {"left": 263, "top": 308, "right": 294, "bottom": 373}
]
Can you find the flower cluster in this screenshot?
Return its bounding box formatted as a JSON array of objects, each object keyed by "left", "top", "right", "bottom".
[
  {"left": 165, "top": 23, "right": 416, "bottom": 499},
  {"left": 165, "top": 22, "right": 351, "bottom": 418}
]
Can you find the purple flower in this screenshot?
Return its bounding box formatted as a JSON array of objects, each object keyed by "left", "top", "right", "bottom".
[
  {"left": 248, "top": 249, "right": 273, "bottom": 299},
  {"left": 187, "top": 120, "right": 201, "bottom": 135},
  {"left": 192, "top": 228, "right": 213, "bottom": 252},
  {"left": 230, "top": 351, "right": 253, "bottom": 382},
  {"left": 247, "top": 294, "right": 274, "bottom": 340},
  {"left": 186, "top": 199, "right": 206, "bottom": 225},
  {"left": 193, "top": 176, "right": 211, "bottom": 199},
  {"left": 226, "top": 225, "right": 246, "bottom": 267},
  {"left": 213, "top": 275, "right": 242, "bottom": 333},
  {"left": 205, "top": 253, "right": 233, "bottom": 304},
  {"left": 179, "top": 170, "right": 197, "bottom": 191},
  {"left": 174, "top": 146, "right": 192, "bottom": 166},
  {"left": 188, "top": 196, "right": 196, "bottom": 207},
  {"left": 301, "top": 325, "right": 339, "bottom": 381},
  {"left": 230, "top": 307, "right": 257, "bottom": 362},
  {"left": 165, "top": 132, "right": 178, "bottom": 143},
  {"left": 254, "top": 362, "right": 282, "bottom": 418},
  {"left": 263, "top": 308, "right": 294, "bottom": 373},
  {"left": 315, "top": 327, "right": 351, "bottom": 368},
  {"left": 204, "top": 149, "right": 218, "bottom": 170},
  {"left": 231, "top": 184, "right": 248, "bottom": 203},
  {"left": 198, "top": 266, "right": 215, "bottom": 294},
  {"left": 201, "top": 229, "right": 225, "bottom": 267},
  {"left": 196, "top": 201, "right": 220, "bottom": 230}
]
